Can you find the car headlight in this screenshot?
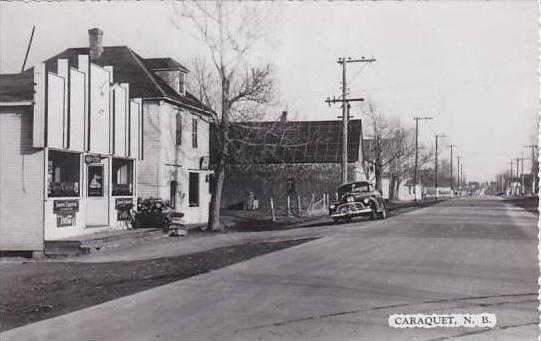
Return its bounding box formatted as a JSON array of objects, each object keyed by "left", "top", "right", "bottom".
[
  {"left": 363, "top": 198, "right": 369, "bottom": 204},
  {"left": 346, "top": 196, "right": 354, "bottom": 203},
  {"left": 329, "top": 204, "right": 336, "bottom": 210}
]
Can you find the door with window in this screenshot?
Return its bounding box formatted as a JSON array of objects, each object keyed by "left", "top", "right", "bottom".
[{"left": 86, "top": 158, "right": 109, "bottom": 227}]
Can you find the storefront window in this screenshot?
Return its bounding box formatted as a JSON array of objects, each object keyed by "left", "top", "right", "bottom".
[
  {"left": 48, "top": 150, "right": 80, "bottom": 197},
  {"left": 112, "top": 158, "right": 134, "bottom": 196}
]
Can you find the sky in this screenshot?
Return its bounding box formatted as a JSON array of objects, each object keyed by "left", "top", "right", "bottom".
[{"left": 0, "top": 1, "right": 537, "bottom": 182}]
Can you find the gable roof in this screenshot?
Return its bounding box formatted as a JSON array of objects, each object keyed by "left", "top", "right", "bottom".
[
  {"left": 0, "top": 72, "right": 34, "bottom": 102},
  {"left": 24, "top": 46, "right": 210, "bottom": 114},
  {"left": 217, "top": 119, "right": 364, "bottom": 164}
]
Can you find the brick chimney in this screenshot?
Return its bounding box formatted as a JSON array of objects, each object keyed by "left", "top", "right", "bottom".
[
  {"left": 280, "top": 111, "right": 288, "bottom": 122},
  {"left": 88, "top": 28, "right": 103, "bottom": 60}
]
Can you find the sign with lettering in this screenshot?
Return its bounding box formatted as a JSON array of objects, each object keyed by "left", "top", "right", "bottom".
[
  {"left": 115, "top": 198, "right": 133, "bottom": 209},
  {"left": 57, "top": 213, "right": 76, "bottom": 227},
  {"left": 53, "top": 200, "right": 79, "bottom": 213},
  {"left": 85, "top": 155, "right": 102, "bottom": 164},
  {"left": 200, "top": 156, "right": 210, "bottom": 170},
  {"left": 88, "top": 165, "right": 103, "bottom": 197}
]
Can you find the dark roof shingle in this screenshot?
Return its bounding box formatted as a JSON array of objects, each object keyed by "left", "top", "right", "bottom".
[
  {"left": 215, "top": 119, "right": 363, "bottom": 164},
  {"left": 143, "top": 58, "right": 189, "bottom": 72},
  {"left": 23, "top": 46, "right": 209, "bottom": 113}
]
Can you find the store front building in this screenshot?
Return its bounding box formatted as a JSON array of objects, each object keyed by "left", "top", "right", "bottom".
[{"left": 0, "top": 54, "right": 142, "bottom": 252}]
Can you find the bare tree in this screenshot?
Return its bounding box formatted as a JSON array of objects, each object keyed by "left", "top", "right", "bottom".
[
  {"left": 170, "top": 1, "right": 278, "bottom": 230},
  {"left": 362, "top": 101, "right": 415, "bottom": 193}
]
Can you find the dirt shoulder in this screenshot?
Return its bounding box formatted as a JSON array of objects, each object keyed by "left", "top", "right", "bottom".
[
  {"left": 0, "top": 238, "right": 314, "bottom": 332},
  {"left": 504, "top": 196, "right": 539, "bottom": 214},
  {"left": 0, "top": 198, "right": 443, "bottom": 332}
]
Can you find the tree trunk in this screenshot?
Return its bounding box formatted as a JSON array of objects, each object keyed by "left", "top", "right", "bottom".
[
  {"left": 389, "top": 174, "right": 398, "bottom": 200},
  {"left": 375, "top": 162, "right": 383, "bottom": 193},
  {"left": 208, "top": 161, "right": 225, "bottom": 231}
]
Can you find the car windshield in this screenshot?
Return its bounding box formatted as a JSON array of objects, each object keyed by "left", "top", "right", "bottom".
[{"left": 338, "top": 182, "right": 371, "bottom": 196}]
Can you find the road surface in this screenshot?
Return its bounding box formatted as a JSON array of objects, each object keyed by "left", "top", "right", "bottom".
[{"left": 2, "top": 197, "right": 538, "bottom": 340}]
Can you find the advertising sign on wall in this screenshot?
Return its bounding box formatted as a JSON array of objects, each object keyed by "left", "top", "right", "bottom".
[
  {"left": 115, "top": 198, "right": 133, "bottom": 221},
  {"left": 200, "top": 156, "right": 210, "bottom": 170},
  {"left": 53, "top": 200, "right": 79, "bottom": 227},
  {"left": 88, "top": 165, "right": 103, "bottom": 197}
]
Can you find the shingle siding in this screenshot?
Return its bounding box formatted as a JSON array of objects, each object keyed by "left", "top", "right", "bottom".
[
  {"left": 137, "top": 101, "right": 161, "bottom": 198},
  {"left": 0, "top": 108, "right": 44, "bottom": 251}
]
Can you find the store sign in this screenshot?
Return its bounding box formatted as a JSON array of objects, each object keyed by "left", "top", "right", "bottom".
[
  {"left": 57, "top": 213, "right": 76, "bottom": 227},
  {"left": 53, "top": 200, "right": 79, "bottom": 213},
  {"left": 88, "top": 165, "right": 103, "bottom": 197},
  {"left": 116, "top": 198, "right": 134, "bottom": 221},
  {"left": 54, "top": 200, "right": 79, "bottom": 227},
  {"left": 200, "top": 156, "right": 210, "bottom": 170},
  {"left": 85, "top": 155, "right": 102, "bottom": 164},
  {"left": 115, "top": 198, "right": 133, "bottom": 209}
]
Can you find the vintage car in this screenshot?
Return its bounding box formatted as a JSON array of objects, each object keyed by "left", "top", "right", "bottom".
[{"left": 329, "top": 181, "right": 387, "bottom": 222}]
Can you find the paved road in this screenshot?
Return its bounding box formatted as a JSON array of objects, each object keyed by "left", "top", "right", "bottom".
[{"left": 2, "top": 197, "right": 538, "bottom": 340}]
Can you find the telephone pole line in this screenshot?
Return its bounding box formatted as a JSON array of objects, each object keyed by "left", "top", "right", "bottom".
[
  {"left": 509, "top": 160, "right": 515, "bottom": 194},
  {"left": 413, "top": 116, "right": 433, "bottom": 201},
  {"left": 434, "top": 134, "right": 446, "bottom": 200},
  {"left": 326, "top": 56, "right": 375, "bottom": 184},
  {"left": 456, "top": 156, "right": 462, "bottom": 196},
  {"left": 448, "top": 144, "right": 456, "bottom": 194},
  {"left": 518, "top": 153, "right": 528, "bottom": 195},
  {"left": 522, "top": 145, "right": 538, "bottom": 194}
]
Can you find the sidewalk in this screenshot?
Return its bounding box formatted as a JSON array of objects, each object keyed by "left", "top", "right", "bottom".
[{"left": 50, "top": 199, "right": 437, "bottom": 263}]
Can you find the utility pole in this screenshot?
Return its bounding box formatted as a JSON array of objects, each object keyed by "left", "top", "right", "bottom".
[
  {"left": 523, "top": 145, "right": 538, "bottom": 194},
  {"left": 413, "top": 116, "right": 433, "bottom": 201},
  {"left": 456, "top": 156, "right": 462, "bottom": 196},
  {"left": 326, "top": 56, "right": 375, "bottom": 184},
  {"left": 519, "top": 152, "right": 527, "bottom": 195},
  {"left": 509, "top": 160, "right": 515, "bottom": 195},
  {"left": 448, "top": 144, "right": 456, "bottom": 195},
  {"left": 434, "top": 134, "right": 446, "bottom": 200},
  {"left": 461, "top": 163, "right": 464, "bottom": 194}
]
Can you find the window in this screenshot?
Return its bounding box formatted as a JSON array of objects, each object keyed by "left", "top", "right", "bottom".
[
  {"left": 48, "top": 151, "right": 80, "bottom": 197},
  {"left": 112, "top": 158, "right": 134, "bottom": 196},
  {"left": 175, "top": 112, "right": 182, "bottom": 145},
  {"left": 88, "top": 165, "right": 104, "bottom": 197},
  {"left": 179, "top": 73, "right": 185, "bottom": 95},
  {"left": 192, "top": 118, "right": 198, "bottom": 148},
  {"left": 189, "top": 172, "right": 199, "bottom": 207}
]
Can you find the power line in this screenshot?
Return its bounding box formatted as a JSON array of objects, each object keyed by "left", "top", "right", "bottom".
[{"left": 325, "top": 56, "right": 375, "bottom": 184}]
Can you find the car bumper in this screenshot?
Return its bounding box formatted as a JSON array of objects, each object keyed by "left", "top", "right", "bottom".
[{"left": 330, "top": 207, "right": 372, "bottom": 218}]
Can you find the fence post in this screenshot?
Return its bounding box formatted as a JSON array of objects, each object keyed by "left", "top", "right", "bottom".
[
  {"left": 297, "top": 193, "right": 301, "bottom": 214},
  {"left": 287, "top": 196, "right": 291, "bottom": 217},
  {"left": 270, "top": 198, "right": 276, "bottom": 222},
  {"left": 311, "top": 193, "right": 315, "bottom": 206}
]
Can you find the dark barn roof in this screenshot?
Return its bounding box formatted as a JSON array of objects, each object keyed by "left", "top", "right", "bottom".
[
  {"left": 214, "top": 119, "right": 364, "bottom": 164},
  {"left": 21, "top": 46, "right": 209, "bottom": 113},
  {"left": 0, "top": 72, "right": 34, "bottom": 102}
]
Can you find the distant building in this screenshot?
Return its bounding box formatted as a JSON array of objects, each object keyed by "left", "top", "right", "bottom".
[{"left": 213, "top": 118, "right": 367, "bottom": 209}]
